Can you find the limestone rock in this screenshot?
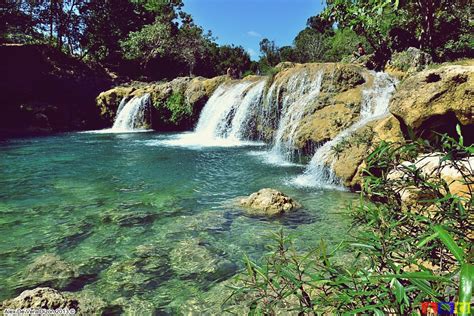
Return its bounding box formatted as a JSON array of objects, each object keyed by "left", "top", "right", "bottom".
[
  {"left": 389, "top": 65, "right": 474, "bottom": 140},
  {"left": 388, "top": 47, "right": 433, "bottom": 74},
  {"left": 329, "top": 115, "right": 404, "bottom": 188},
  {"left": 96, "top": 75, "right": 227, "bottom": 130},
  {"left": 0, "top": 287, "right": 78, "bottom": 311},
  {"left": 95, "top": 243, "right": 170, "bottom": 298},
  {"left": 240, "top": 188, "right": 301, "bottom": 216},
  {"left": 0, "top": 288, "right": 107, "bottom": 315},
  {"left": 387, "top": 153, "right": 474, "bottom": 206},
  {"left": 263, "top": 63, "right": 369, "bottom": 150},
  {"left": 13, "top": 254, "right": 80, "bottom": 291}
]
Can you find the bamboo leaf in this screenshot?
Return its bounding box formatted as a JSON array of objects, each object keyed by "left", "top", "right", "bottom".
[
  {"left": 433, "top": 225, "right": 465, "bottom": 264},
  {"left": 391, "top": 278, "right": 405, "bottom": 304},
  {"left": 458, "top": 264, "right": 473, "bottom": 316},
  {"left": 416, "top": 232, "right": 439, "bottom": 247}
]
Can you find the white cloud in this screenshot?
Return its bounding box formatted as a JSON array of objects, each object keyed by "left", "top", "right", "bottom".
[{"left": 247, "top": 31, "right": 262, "bottom": 38}]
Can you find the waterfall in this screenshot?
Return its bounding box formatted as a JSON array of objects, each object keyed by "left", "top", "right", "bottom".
[
  {"left": 112, "top": 94, "right": 151, "bottom": 132},
  {"left": 164, "top": 79, "right": 266, "bottom": 147},
  {"left": 293, "top": 72, "right": 397, "bottom": 188},
  {"left": 265, "top": 70, "right": 324, "bottom": 165},
  {"left": 227, "top": 80, "right": 266, "bottom": 140}
]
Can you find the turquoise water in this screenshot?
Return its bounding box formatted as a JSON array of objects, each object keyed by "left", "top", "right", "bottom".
[{"left": 0, "top": 132, "right": 355, "bottom": 313}]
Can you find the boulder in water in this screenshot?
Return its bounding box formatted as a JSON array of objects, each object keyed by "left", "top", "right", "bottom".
[
  {"left": 0, "top": 287, "right": 78, "bottom": 311},
  {"left": 239, "top": 188, "right": 301, "bottom": 216},
  {"left": 0, "top": 287, "right": 108, "bottom": 315}
]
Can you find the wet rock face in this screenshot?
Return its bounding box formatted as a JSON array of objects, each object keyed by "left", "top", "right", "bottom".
[
  {"left": 328, "top": 115, "right": 405, "bottom": 188},
  {"left": 240, "top": 188, "right": 301, "bottom": 216},
  {"left": 0, "top": 287, "right": 78, "bottom": 311}
]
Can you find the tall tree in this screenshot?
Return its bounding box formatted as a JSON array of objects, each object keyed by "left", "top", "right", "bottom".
[{"left": 259, "top": 38, "right": 280, "bottom": 67}]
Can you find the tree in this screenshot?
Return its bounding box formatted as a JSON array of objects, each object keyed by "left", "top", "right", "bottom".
[
  {"left": 279, "top": 46, "right": 298, "bottom": 63},
  {"left": 293, "top": 28, "right": 328, "bottom": 63},
  {"left": 80, "top": 0, "right": 153, "bottom": 63},
  {"left": 259, "top": 38, "right": 280, "bottom": 67},
  {"left": 306, "top": 14, "right": 334, "bottom": 35},
  {"left": 323, "top": 0, "right": 473, "bottom": 63},
  {"left": 0, "top": 1, "right": 39, "bottom": 44}
]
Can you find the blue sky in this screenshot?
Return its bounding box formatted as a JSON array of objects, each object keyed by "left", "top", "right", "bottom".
[{"left": 183, "top": 0, "right": 324, "bottom": 60}]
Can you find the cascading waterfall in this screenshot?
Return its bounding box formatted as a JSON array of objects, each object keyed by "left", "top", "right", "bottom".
[
  {"left": 166, "top": 79, "right": 266, "bottom": 147},
  {"left": 266, "top": 70, "right": 324, "bottom": 164},
  {"left": 227, "top": 80, "right": 266, "bottom": 140},
  {"left": 293, "top": 72, "right": 397, "bottom": 188},
  {"left": 112, "top": 94, "right": 151, "bottom": 132}
]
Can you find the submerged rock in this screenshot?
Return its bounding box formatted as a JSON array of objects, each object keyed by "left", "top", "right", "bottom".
[
  {"left": 170, "top": 238, "right": 237, "bottom": 281},
  {"left": 13, "top": 253, "right": 80, "bottom": 291},
  {"left": 95, "top": 243, "right": 171, "bottom": 299},
  {"left": 240, "top": 188, "right": 301, "bottom": 216}
]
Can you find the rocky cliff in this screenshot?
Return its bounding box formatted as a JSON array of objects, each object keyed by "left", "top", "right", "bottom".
[
  {"left": 96, "top": 76, "right": 227, "bottom": 131},
  {"left": 95, "top": 61, "right": 474, "bottom": 190}
]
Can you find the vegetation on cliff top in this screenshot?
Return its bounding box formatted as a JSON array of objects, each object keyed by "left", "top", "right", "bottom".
[{"left": 3, "top": 0, "right": 472, "bottom": 80}]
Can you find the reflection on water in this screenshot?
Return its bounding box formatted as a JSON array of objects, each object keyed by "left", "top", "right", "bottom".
[{"left": 0, "top": 132, "right": 355, "bottom": 313}]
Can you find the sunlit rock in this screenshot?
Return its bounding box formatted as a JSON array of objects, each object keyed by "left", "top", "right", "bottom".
[{"left": 240, "top": 188, "right": 301, "bottom": 216}]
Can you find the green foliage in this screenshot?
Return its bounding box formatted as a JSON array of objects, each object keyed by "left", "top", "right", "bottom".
[
  {"left": 322, "top": 0, "right": 473, "bottom": 64},
  {"left": 120, "top": 18, "right": 174, "bottom": 63},
  {"left": 259, "top": 38, "right": 281, "bottom": 67},
  {"left": 154, "top": 92, "right": 192, "bottom": 127},
  {"left": 165, "top": 92, "right": 190, "bottom": 124},
  {"left": 293, "top": 28, "right": 329, "bottom": 63},
  {"left": 232, "top": 127, "right": 473, "bottom": 314},
  {"left": 325, "top": 29, "right": 373, "bottom": 62},
  {"left": 2, "top": 0, "right": 251, "bottom": 80}
]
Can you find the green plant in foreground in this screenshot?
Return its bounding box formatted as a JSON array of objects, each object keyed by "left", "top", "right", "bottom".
[{"left": 231, "top": 128, "right": 473, "bottom": 314}]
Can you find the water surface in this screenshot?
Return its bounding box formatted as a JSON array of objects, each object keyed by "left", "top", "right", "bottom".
[{"left": 0, "top": 132, "right": 355, "bottom": 313}]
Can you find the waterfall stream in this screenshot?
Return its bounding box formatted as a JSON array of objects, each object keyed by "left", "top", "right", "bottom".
[
  {"left": 292, "top": 72, "right": 397, "bottom": 188},
  {"left": 266, "top": 70, "right": 324, "bottom": 164},
  {"left": 111, "top": 94, "right": 151, "bottom": 132},
  {"left": 163, "top": 79, "right": 267, "bottom": 147}
]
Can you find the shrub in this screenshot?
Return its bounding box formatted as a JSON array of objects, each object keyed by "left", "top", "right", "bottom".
[{"left": 231, "top": 127, "right": 473, "bottom": 314}]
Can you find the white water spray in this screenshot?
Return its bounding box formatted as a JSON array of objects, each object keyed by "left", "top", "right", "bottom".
[
  {"left": 112, "top": 94, "right": 151, "bottom": 132},
  {"left": 162, "top": 79, "right": 267, "bottom": 147}
]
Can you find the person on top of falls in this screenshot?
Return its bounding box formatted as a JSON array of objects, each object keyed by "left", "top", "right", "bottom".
[{"left": 353, "top": 43, "right": 366, "bottom": 58}]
